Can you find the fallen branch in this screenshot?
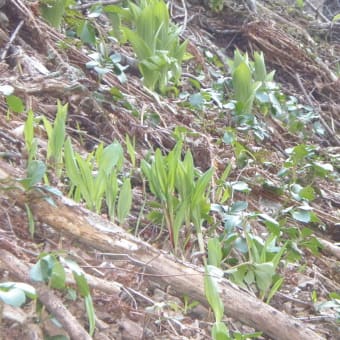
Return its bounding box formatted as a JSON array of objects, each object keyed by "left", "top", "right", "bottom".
[
  {"left": 0, "top": 160, "right": 325, "bottom": 340},
  {"left": 319, "top": 239, "right": 340, "bottom": 260}
]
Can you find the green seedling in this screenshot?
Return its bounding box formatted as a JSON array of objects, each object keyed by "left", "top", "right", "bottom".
[
  {"left": 30, "top": 253, "right": 96, "bottom": 336},
  {"left": 225, "top": 233, "right": 286, "bottom": 300},
  {"left": 204, "top": 265, "right": 229, "bottom": 339},
  {"left": 0, "top": 282, "right": 37, "bottom": 307},
  {"left": 24, "top": 110, "right": 38, "bottom": 163},
  {"left": 64, "top": 138, "right": 132, "bottom": 224},
  {"left": 279, "top": 144, "right": 334, "bottom": 185},
  {"left": 142, "top": 142, "right": 213, "bottom": 254},
  {"left": 117, "top": 0, "right": 188, "bottom": 94},
  {"left": 41, "top": 101, "right": 68, "bottom": 178},
  {"left": 86, "top": 43, "right": 128, "bottom": 82}
]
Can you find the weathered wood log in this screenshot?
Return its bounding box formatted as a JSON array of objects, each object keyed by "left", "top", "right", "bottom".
[{"left": 0, "top": 160, "right": 324, "bottom": 340}]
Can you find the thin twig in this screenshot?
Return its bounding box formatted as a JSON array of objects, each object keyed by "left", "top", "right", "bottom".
[
  {"left": 1, "top": 20, "right": 24, "bottom": 61},
  {"left": 71, "top": 0, "right": 122, "bottom": 10},
  {"left": 179, "top": 0, "right": 188, "bottom": 33},
  {"left": 295, "top": 73, "right": 339, "bottom": 145},
  {"left": 304, "top": 0, "right": 331, "bottom": 23}
]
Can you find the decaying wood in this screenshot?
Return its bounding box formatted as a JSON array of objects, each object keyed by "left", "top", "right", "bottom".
[
  {"left": 319, "top": 239, "right": 340, "bottom": 260},
  {"left": 0, "top": 161, "right": 326, "bottom": 340},
  {"left": 0, "top": 249, "right": 92, "bottom": 340}
]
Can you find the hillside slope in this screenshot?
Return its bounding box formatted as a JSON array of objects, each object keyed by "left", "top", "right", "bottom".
[{"left": 0, "top": 0, "right": 339, "bottom": 339}]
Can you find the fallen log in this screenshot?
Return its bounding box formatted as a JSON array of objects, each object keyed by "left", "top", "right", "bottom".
[{"left": 0, "top": 160, "right": 324, "bottom": 340}]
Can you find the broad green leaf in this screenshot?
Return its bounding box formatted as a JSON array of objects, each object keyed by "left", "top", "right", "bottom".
[
  {"left": 189, "top": 93, "right": 205, "bottom": 108},
  {"left": 105, "top": 172, "right": 118, "bottom": 220},
  {"left": 30, "top": 255, "right": 55, "bottom": 282},
  {"left": 63, "top": 258, "right": 83, "bottom": 276},
  {"left": 230, "top": 201, "right": 248, "bottom": 213},
  {"left": 204, "top": 265, "right": 224, "bottom": 323},
  {"left": 312, "top": 162, "right": 333, "bottom": 176},
  {"left": 173, "top": 203, "right": 186, "bottom": 250},
  {"left": 24, "top": 110, "right": 35, "bottom": 153},
  {"left": 50, "top": 260, "right": 66, "bottom": 290},
  {"left": 25, "top": 203, "right": 35, "bottom": 237},
  {"left": 64, "top": 138, "right": 78, "bottom": 183},
  {"left": 246, "top": 233, "right": 260, "bottom": 263},
  {"left": 244, "top": 269, "right": 255, "bottom": 285},
  {"left": 266, "top": 277, "right": 284, "bottom": 303},
  {"left": 299, "top": 186, "right": 315, "bottom": 201},
  {"left": 332, "top": 13, "right": 340, "bottom": 22},
  {"left": 289, "top": 144, "right": 309, "bottom": 164},
  {"left": 208, "top": 238, "right": 223, "bottom": 267},
  {"left": 6, "top": 95, "right": 25, "bottom": 113},
  {"left": 223, "top": 129, "right": 236, "bottom": 145},
  {"left": 117, "top": 178, "right": 132, "bottom": 224},
  {"left": 191, "top": 168, "right": 213, "bottom": 205},
  {"left": 99, "top": 142, "right": 124, "bottom": 175},
  {"left": 253, "top": 51, "right": 267, "bottom": 82},
  {"left": 231, "top": 181, "right": 250, "bottom": 192},
  {"left": 30, "top": 260, "right": 46, "bottom": 282},
  {"left": 22, "top": 160, "right": 46, "bottom": 190},
  {"left": 254, "top": 262, "right": 275, "bottom": 294},
  {"left": 0, "top": 287, "right": 26, "bottom": 307},
  {"left": 40, "top": 0, "right": 66, "bottom": 28},
  {"left": 48, "top": 101, "right": 67, "bottom": 168},
  {"left": 77, "top": 20, "right": 96, "bottom": 45},
  {"left": 85, "top": 294, "right": 96, "bottom": 336},
  {"left": 211, "top": 322, "right": 230, "bottom": 340},
  {"left": 73, "top": 273, "right": 90, "bottom": 298},
  {"left": 291, "top": 209, "right": 311, "bottom": 223},
  {"left": 0, "top": 282, "right": 36, "bottom": 306},
  {"left": 229, "top": 264, "right": 248, "bottom": 287},
  {"left": 0, "top": 282, "right": 36, "bottom": 299},
  {"left": 224, "top": 215, "right": 243, "bottom": 234},
  {"left": 232, "top": 62, "right": 257, "bottom": 115}
]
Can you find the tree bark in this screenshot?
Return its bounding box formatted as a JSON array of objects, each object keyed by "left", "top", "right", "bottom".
[{"left": 0, "top": 161, "right": 324, "bottom": 340}]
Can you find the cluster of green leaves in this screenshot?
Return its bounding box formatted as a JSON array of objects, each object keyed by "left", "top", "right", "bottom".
[
  {"left": 65, "top": 138, "right": 132, "bottom": 224},
  {"left": 30, "top": 253, "right": 96, "bottom": 336},
  {"left": 40, "top": 0, "right": 95, "bottom": 46},
  {"left": 225, "top": 50, "right": 274, "bottom": 139},
  {"left": 210, "top": 179, "right": 286, "bottom": 301},
  {"left": 0, "top": 253, "right": 95, "bottom": 336},
  {"left": 227, "top": 50, "right": 274, "bottom": 117},
  {"left": 204, "top": 265, "right": 262, "bottom": 340},
  {"left": 116, "top": 0, "right": 188, "bottom": 93},
  {"left": 141, "top": 142, "right": 213, "bottom": 254},
  {"left": 21, "top": 103, "right": 68, "bottom": 236},
  {"left": 208, "top": 0, "right": 225, "bottom": 12},
  {"left": 42, "top": 102, "right": 68, "bottom": 177},
  {"left": 204, "top": 265, "right": 230, "bottom": 339},
  {"left": 40, "top": 0, "right": 70, "bottom": 29},
  {"left": 0, "top": 282, "right": 37, "bottom": 307},
  {"left": 227, "top": 51, "right": 321, "bottom": 138},
  {"left": 208, "top": 168, "right": 325, "bottom": 298},
  {"left": 21, "top": 102, "right": 132, "bottom": 227},
  {"left": 279, "top": 144, "right": 334, "bottom": 186},
  {"left": 314, "top": 292, "right": 340, "bottom": 322},
  {"left": 23, "top": 101, "right": 68, "bottom": 184},
  {"left": 86, "top": 43, "right": 128, "bottom": 82},
  {"left": 40, "top": 0, "right": 188, "bottom": 93},
  {"left": 185, "top": 49, "right": 321, "bottom": 140}
]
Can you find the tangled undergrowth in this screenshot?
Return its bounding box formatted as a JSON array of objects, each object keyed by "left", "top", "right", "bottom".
[{"left": 0, "top": 0, "right": 339, "bottom": 339}]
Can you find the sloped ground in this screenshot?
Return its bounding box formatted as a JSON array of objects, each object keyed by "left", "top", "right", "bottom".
[{"left": 0, "top": 0, "right": 339, "bottom": 339}]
